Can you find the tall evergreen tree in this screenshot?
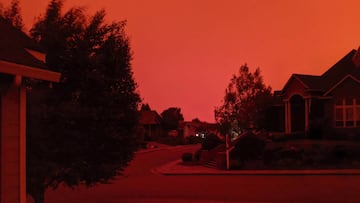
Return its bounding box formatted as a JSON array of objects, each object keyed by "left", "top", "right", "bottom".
[
  {"left": 27, "top": 1, "right": 141, "bottom": 202},
  {"left": 1, "top": 0, "right": 23, "bottom": 29},
  {"left": 140, "top": 103, "right": 151, "bottom": 111}
]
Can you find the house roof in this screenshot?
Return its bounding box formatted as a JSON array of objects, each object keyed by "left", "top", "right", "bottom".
[
  {"left": 280, "top": 48, "right": 360, "bottom": 97},
  {"left": 0, "top": 17, "right": 47, "bottom": 69},
  {"left": 321, "top": 49, "right": 359, "bottom": 90},
  {"left": 0, "top": 17, "right": 60, "bottom": 82},
  {"left": 179, "top": 120, "right": 217, "bottom": 131},
  {"left": 324, "top": 74, "right": 360, "bottom": 96},
  {"left": 293, "top": 74, "right": 322, "bottom": 90},
  {"left": 281, "top": 74, "right": 321, "bottom": 95},
  {"left": 139, "top": 110, "right": 162, "bottom": 125}
]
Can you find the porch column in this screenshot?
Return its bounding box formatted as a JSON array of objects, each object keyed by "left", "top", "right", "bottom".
[
  {"left": 285, "top": 100, "right": 291, "bottom": 134},
  {"left": 305, "top": 98, "right": 310, "bottom": 131},
  {"left": 1, "top": 75, "right": 26, "bottom": 203}
]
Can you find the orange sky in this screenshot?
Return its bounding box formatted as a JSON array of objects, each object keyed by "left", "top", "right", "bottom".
[{"left": 3, "top": 0, "right": 360, "bottom": 122}]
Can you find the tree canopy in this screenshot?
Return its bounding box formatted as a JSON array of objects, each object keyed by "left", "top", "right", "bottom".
[
  {"left": 0, "top": 0, "right": 23, "bottom": 29},
  {"left": 26, "top": 1, "right": 140, "bottom": 202},
  {"left": 215, "top": 64, "right": 272, "bottom": 134},
  {"left": 160, "top": 107, "right": 184, "bottom": 131},
  {"left": 140, "top": 103, "right": 151, "bottom": 111}
]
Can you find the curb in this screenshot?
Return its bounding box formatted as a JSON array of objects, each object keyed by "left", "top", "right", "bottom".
[
  {"left": 154, "top": 160, "right": 360, "bottom": 176},
  {"left": 136, "top": 144, "right": 200, "bottom": 154},
  {"left": 135, "top": 147, "right": 167, "bottom": 154}
]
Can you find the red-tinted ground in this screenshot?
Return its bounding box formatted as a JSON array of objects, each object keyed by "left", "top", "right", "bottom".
[{"left": 27, "top": 144, "right": 360, "bottom": 203}]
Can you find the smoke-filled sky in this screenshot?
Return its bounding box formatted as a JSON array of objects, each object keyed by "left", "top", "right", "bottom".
[{"left": 3, "top": 0, "right": 360, "bottom": 122}]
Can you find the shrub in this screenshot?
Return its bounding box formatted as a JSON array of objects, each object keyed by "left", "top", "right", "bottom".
[
  {"left": 280, "top": 145, "right": 303, "bottom": 160},
  {"left": 194, "top": 149, "right": 202, "bottom": 161},
  {"left": 201, "top": 133, "right": 223, "bottom": 150},
  {"left": 308, "top": 119, "right": 323, "bottom": 140},
  {"left": 140, "top": 142, "right": 148, "bottom": 149},
  {"left": 186, "top": 135, "right": 203, "bottom": 144},
  {"left": 263, "top": 147, "right": 281, "bottom": 166},
  {"left": 332, "top": 145, "right": 347, "bottom": 160},
  {"left": 182, "top": 152, "right": 193, "bottom": 162},
  {"left": 269, "top": 132, "right": 306, "bottom": 142},
  {"left": 231, "top": 132, "right": 266, "bottom": 162}
]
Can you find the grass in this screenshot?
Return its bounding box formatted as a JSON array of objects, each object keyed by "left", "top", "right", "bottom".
[{"left": 260, "top": 139, "right": 360, "bottom": 170}]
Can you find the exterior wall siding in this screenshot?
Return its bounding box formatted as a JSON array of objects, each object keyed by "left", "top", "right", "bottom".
[{"left": 1, "top": 84, "right": 20, "bottom": 203}]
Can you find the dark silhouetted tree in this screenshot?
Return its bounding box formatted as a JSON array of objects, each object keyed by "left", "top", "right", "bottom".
[
  {"left": 161, "top": 107, "right": 184, "bottom": 131},
  {"left": 215, "top": 64, "right": 272, "bottom": 132},
  {"left": 0, "top": 3, "right": 3, "bottom": 15},
  {"left": 27, "top": 1, "right": 140, "bottom": 202},
  {"left": 191, "top": 118, "right": 201, "bottom": 123},
  {"left": 140, "top": 103, "right": 151, "bottom": 111},
  {"left": 1, "top": 0, "right": 23, "bottom": 30}
]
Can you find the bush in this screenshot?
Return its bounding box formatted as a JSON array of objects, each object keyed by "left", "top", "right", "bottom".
[
  {"left": 194, "top": 149, "right": 202, "bottom": 161},
  {"left": 269, "top": 132, "right": 306, "bottom": 142},
  {"left": 332, "top": 145, "right": 347, "bottom": 160},
  {"left": 308, "top": 127, "right": 322, "bottom": 140},
  {"left": 201, "top": 133, "right": 223, "bottom": 150},
  {"left": 182, "top": 152, "right": 193, "bottom": 162},
  {"left": 186, "top": 135, "right": 203, "bottom": 144},
  {"left": 140, "top": 142, "right": 148, "bottom": 149},
  {"left": 231, "top": 132, "right": 266, "bottom": 161}
]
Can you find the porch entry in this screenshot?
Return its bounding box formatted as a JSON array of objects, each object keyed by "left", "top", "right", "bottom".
[{"left": 285, "top": 94, "right": 311, "bottom": 133}]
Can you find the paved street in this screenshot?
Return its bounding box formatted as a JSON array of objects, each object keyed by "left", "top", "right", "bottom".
[{"left": 30, "top": 144, "right": 360, "bottom": 203}]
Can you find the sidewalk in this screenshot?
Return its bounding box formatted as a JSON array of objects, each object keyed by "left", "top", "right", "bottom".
[{"left": 154, "top": 159, "right": 360, "bottom": 175}]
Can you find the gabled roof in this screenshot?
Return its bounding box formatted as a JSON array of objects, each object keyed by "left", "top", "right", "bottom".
[
  {"left": 179, "top": 120, "right": 217, "bottom": 131},
  {"left": 281, "top": 73, "right": 320, "bottom": 94},
  {"left": 320, "top": 49, "right": 358, "bottom": 90},
  {"left": 293, "top": 74, "right": 322, "bottom": 90},
  {"left": 0, "top": 17, "right": 60, "bottom": 82},
  {"left": 324, "top": 74, "right": 360, "bottom": 96},
  {"left": 280, "top": 48, "right": 360, "bottom": 97},
  {"left": 0, "top": 17, "right": 47, "bottom": 69},
  {"left": 139, "top": 110, "right": 162, "bottom": 125}
]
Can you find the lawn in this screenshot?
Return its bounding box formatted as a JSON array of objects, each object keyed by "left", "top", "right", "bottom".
[{"left": 254, "top": 139, "right": 360, "bottom": 170}]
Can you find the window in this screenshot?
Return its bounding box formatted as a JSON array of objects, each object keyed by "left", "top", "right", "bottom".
[{"left": 335, "top": 97, "right": 360, "bottom": 128}]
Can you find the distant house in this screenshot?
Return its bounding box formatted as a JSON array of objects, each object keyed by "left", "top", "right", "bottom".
[
  {"left": 138, "top": 110, "right": 163, "bottom": 140},
  {"left": 273, "top": 47, "right": 360, "bottom": 138},
  {"left": 0, "top": 18, "right": 60, "bottom": 203},
  {"left": 179, "top": 120, "right": 217, "bottom": 138}
]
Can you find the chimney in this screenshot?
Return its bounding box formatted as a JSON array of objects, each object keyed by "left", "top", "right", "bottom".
[{"left": 352, "top": 46, "right": 360, "bottom": 67}]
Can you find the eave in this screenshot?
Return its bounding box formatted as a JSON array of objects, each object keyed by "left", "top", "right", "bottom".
[
  {"left": 0, "top": 60, "right": 60, "bottom": 82},
  {"left": 323, "top": 74, "right": 360, "bottom": 96}
]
